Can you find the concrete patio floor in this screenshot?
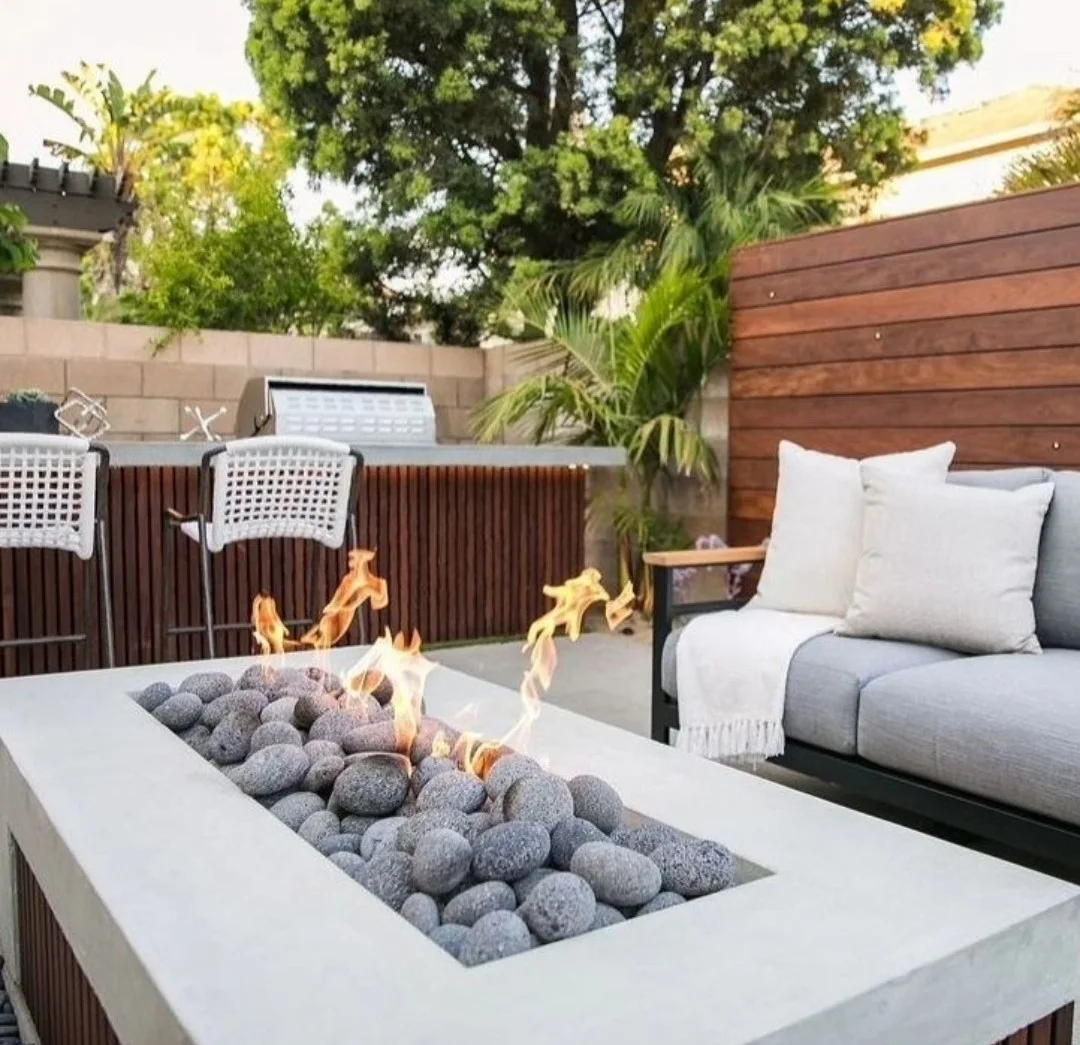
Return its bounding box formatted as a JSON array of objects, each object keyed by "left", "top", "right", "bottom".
[{"left": 435, "top": 632, "right": 1079, "bottom": 884}]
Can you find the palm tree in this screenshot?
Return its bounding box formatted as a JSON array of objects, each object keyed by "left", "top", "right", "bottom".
[{"left": 1001, "top": 92, "right": 1080, "bottom": 194}]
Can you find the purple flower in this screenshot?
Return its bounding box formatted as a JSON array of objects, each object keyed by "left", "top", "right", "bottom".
[{"left": 671, "top": 534, "right": 753, "bottom": 601}]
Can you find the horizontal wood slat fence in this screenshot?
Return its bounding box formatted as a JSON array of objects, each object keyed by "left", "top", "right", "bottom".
[
  {"left": 728, "top": 183, "right": 1080, "bottom": 546},
  {"left": 0, "top": 465, "right": 586, "bottom": 678}
]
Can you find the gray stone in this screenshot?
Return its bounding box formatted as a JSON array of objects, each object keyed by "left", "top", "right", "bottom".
[
  {"left": 316, "top": 833, "right": 363, "bottom": 857},
  {"left": 306, "top": 665, "right": 343, "bottom": 693},
  {"left": 371, "top": 676, "right": 395, "bottom": 706},
  {"left": 489, "top": 792, "right": 506, "bottom": 825},
  {"left": 207, "top": 711, "right": 260, "bottom": 764},
  {"left": 589, "top": 903, "right": 626, "bottom": 930},
  {"left": 332, "top": 756, "right": 410, "bottom": 816},
  {"left": 261, "top": 697, "right": 299, "bottom": 726},
  {"left": 650, "top": 840, "right": 735, "bottom": 897},
  {"left": 503, "top": 774, "right": 574, "bottom": 830},
  {"left": 341, "top": 721, "right": 398, "bottom": 755},
  {"left": 472, "top": 821, "right": 550, "bottom": 883},
  {"left": 359, "top": 850, "right": 413, "bottom": 911},
  {"left": 411, "top": 756, "right": 457, "bottom": 796},
  {"left": 135, "top": 681, "right": 172, "bottom": 712},
  {"left": 294, "top": 690, "right": 340, "bottom": 728},
  {"left": 637, "top": 891, "right": 687, "bottom": 915},
  {"left": 269, "top": 792, "right": 326, "bottom": 831},
  {"left": 395, "top": 808, "right": 472, "bottom": 854},
  {"left": 512, "top": 867, "right": 556, "bottom": 905},
  {"left": 550, "top": 816, "right": 608, "bottom": 870},
  {"left": 520, "top": 872, "right": 596, "bottom": 942},
  {"left": 409, "top": 718, "right": 461, "bottom": 764},
  {"left": 178, "top": 723, "right": 211, "bottom": 758},
  {"left": 442, "top": 881, "right": 517, "bottom": 927},
  {"left": 329, "top": 852, "right": 367, "bottom": 880},
  {"left": 270, "top": 667, "right": 321, "bottom": 696},
  {"left": 303, "top": 755, "right": 345, "bottom": 792},
  {"left": 411, "top": 829, "right": 472, "bottom": 896},
  {"left": 203, "top": 690, "right": 268, "bottom": 729},
  {"left": 415, "top": 770, "right": 486, "bottom": 814},
  {"left": 238, "top": 663, "right": 277, "bottom": 691},
  {"left": 428, "top": 923, "right": 468, "bottom": 958},
  {"left": 179, "top": 671, "right": 235, "bottom": 703},
  {"left": 153, "top": 691, "right": 203, "bottom": 731},
  {"left": 610, "top": 822, "right": 683, "bottom": 856},
  {"left": 459, "top": 910, "right": 532, "bottom": 967},
  {"left": 462, "top": 812, "right": 493, "bottom": 844},
  {"left": 304, "top": 739, "right": 343, "bottom": 761},
  {"left": 570, "top": 842, "right": 662, "bottom": 907},
  {"left": 299, "top": 810, "right": 341, "bottom": 846},
  {"left": 568, "top": 775, "right": 623, "bottom": 834},
  {"left": 401, "top": 892, "right": 441, "bottom": 934},
  {"left": 250, "top": 721, "right": 303, "bottom": 753},
  {"left": 340, "top": 815, "right": 378, "bottom": 839},
  {"left": 237, "top": 744, "right": 310, "bottom": 797},
  {"left": 360, "top": 817, "right": 407, "bottom": 859},
  {"left": 484, "top": 753, "right": 541, "bottom": 799},
  {"left": 309, "top": 708, "right": 371, "bottom": 745}
]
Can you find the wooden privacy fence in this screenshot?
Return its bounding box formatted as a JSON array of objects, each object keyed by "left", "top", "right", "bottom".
[
  {"left": 727, "top": 182, "right": 1080, "bottom": 545},
  {"left": 0, "top": 465, "right": 586, "bottom": 678}
]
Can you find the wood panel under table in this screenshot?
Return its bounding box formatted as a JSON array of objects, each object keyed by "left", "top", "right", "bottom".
[{"left": 0, "top": 464, "right": 586, "bottom": 677}]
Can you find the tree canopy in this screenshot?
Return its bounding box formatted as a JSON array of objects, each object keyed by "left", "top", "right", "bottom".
[{"left": 1001, "top": 91, "right": 1080, "bottom": 194}]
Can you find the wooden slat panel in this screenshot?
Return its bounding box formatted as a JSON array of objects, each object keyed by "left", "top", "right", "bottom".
[
  {"left": 732, "top": 183, "right": 1080, "bottom": 279},
  {"left": 735, "top": 266, "right": 1080, "bottom": 340}
]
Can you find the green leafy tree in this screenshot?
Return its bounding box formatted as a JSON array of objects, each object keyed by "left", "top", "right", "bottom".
[
  {"left": 1001, "top": 92, "right": 1080, "bottom": 193},
  {"left": 0, "top": 133, "right": 37, "bottom": 276},
  {"left": 246, "top": 0, "right": 999, "bottom": 326}
]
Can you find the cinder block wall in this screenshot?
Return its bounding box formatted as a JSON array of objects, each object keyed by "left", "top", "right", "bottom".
[{"left": 0, "top": 318, "right": 486, "bottom": 442}]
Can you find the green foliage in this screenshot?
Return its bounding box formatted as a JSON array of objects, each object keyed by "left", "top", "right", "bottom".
[
  {"left": 1001, "top": 93, "right": 1080, "bottom": 194},
  {"left": 0, "top": 134, "right": 37, "bottom": 276},
  {"left": 3, "top": 388, "right": 51, "bottom": 404}
]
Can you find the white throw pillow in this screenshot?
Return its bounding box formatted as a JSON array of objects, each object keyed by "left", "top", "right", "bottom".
[
  {"left": 754, "top": 441, "right": 956, "bottom": 617},
  {"left": 837, "top": 479, "right": 1054, "bottom": 654}
]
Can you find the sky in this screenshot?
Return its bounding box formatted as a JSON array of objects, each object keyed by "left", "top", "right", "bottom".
[{"left": 1, "top": 0, "right": 1078, "bottom": 222}]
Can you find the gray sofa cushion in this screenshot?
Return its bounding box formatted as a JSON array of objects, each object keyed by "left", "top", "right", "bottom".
[
  {"left": 948, "top": 467, "right": 1052, "bottom": 490},
  {"left": 662, "top": 627, "right": 959, "bottom": 755},
  {"left": 1034, "top": 471, "right": 1080, "bottom": 649},
  {"left": 858, "top": 650, "right": 1080, "bottom": 827}
]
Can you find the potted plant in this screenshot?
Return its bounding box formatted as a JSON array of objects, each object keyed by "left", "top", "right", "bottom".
[{"left": 0, "top": 389, "right": 59, "bottom": 434}]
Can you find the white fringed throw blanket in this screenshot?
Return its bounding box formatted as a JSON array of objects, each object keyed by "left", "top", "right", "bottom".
[{"left": 674, "top": 606, "right": 840, "bottom": 761}]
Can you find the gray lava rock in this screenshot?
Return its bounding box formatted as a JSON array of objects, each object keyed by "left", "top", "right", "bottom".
[
  {"left": 329, "top": 852, "right": 367, "bottom": 880},
  {"left": 238, "top": 662, "right": 277, "bottom": 690},
  {"left": 371, "top": 676, "right": 395, "bottom": 706},
  {"left": 341, "top": 721, "right": 398, "bottom": 755},
  {"left": 459, "top": 910, "right": 532, "bottom": 967},
  {"left": 429, "top": 923, "right": 468, "bottom": 958},
  {"left": 503, "top": 774, "right": 574, "bottom": 830},
  {"left": 179, "top": 671, "right": 235, "bottom": 702},
  {"left": 332, "top": 755, "right": 410, "bottom": 816},
  {"left": 360, "top": 816, "right": 407, "bottom": 859},
  {"left": 512, "top": 867, "right": 556, "bottom": 905},
  {"left": 401, "top": 892, "right": 441, "bottom": 934},
  {"left": 462, "top": 812, "right": 492, "bottom": 843},
  {"left": 409, "top": 718, "right": 460, "bottom": 764},
  {"left": 306, "top": 665, "right": 342, "bottom": 693},
  {"left": 237, "top": 744, "right": 310, "bottom": 797},
  {"left": 610, "top": 822, "right": 683, "bottom": 856},
  {"left": 304, "top": 739, "right": 343, "bottom": 761},
  {"left": 316, "top": 832, "right": 363, "bottom": 857},
  {"left": 484, "top": 753, "right": 541, "bottom": 799},
  {"left": 261, "top": 697, "right": 299, "bottom": 725},
  {"left": 203, "top": 690, "right": 268, "bottom": 729},
  {"left": 178, "top": 723, "right": 211, "bottom": 758},
  {"left": 303, "top": 755, "right": 345, "bottom": 792},
  {"left": 570, "top": 842, "right": 662, "bottom": 907},
  {"left": 637, "top": 891, "right": 687, "bottom": 915},
  {"left": 520, "top": 872, "right": 596, "bottom": 942},
  {"left": 153, "top": 691, "right": 203, "bottom": 731},
  {"left": 207, "top": 710, "right": 260, "bottom": 764},
  {"left": 299, "top": 810, "right": 341, "bottom": 846},
  {"left": 650, "top": 840, "right": 735, "bottom": 897},
  {"left": 411, "top": 756, "right": 457, "bottom": 796},
  {"left": 294, "top": 690, "right": 339, "bottom": 728},
  {"left": 309, "top": 708, "right": 370, "bottom": 745},
  {"left": 568, "top": 775, "right": 623, "bottom": 834},
  {"left": 340, "top": 815, "right": 378, "bottom": 838},
  {"left": 589, "top": 903, "right": 626, "bottom": 930},
  {"left": 269, "top": 792, "right": 326, "bottom": 831},
  {"left": 550, "top": 816, "right": 608, "bottom": 870},
  {"left": 395, "top": 808, "right": 471, "bottom": 854},
  {"left": 359, "top": 850, "right": 413, "bottom": 911},
  {"left": 442, "top": 881, "right": 517, "bottom": 927},
  {"left": 472, "top": 821, "right": 550, "bottom": 883},
  {"left": 250, "top": 720, "right": 303, "bottom": 753},
  {"left": 411, "top": 829, "right": 472, "bottom": 896},
  {"left": 415, "top": 770, "right": 486, "bottom": 814},
  {"left": 270, "top": 667, "right": 321, "bottom": 696},
  {"left": 136, "top": 681, "right": 172, "bottom": 712}
]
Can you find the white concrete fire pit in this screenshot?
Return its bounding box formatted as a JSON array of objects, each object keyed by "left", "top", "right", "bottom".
[{"left": 0, "top": 650, "right": 1077, "bottom": 1045}]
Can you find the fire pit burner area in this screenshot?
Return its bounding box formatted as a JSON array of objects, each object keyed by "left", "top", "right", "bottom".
[{"left": 135, "top": 663, "right": 737, "bottom": 966}]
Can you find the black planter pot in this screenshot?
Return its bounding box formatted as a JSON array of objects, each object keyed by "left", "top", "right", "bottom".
[{"left": 0, "top": 399, "right": 59, "bottom": 434}]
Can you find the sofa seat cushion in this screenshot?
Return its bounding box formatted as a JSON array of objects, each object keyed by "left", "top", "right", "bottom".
[
  {"left": 662, "top": 628, "right": 960, "bottom": 755},
  {"left": 858, "top": 650, "right": 1080, "bottom": 827}
]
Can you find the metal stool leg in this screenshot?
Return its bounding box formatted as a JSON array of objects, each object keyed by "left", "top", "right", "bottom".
[
  {"left": 197, "top": 519, "right": 216, "bottom": 659},
  {"left": 95, "top": 518, "right": 116, "bottom": 668}
]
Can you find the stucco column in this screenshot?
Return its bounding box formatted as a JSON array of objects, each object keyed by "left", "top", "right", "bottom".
[{"left": 20, "top": 227, "right": 101, "bottom": 319}]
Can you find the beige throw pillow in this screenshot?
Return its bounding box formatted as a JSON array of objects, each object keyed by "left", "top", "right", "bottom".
[
  {"left": 838, "top": 479, "right": 1055, "bottom": 654},
  {"left": 753, "top": 440, "right": 956, "bottom": 617}
]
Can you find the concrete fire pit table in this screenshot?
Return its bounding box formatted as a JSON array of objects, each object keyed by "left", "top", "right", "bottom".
[{"left": 0, "top": 650, "right": 1077, "bottom": 1045}]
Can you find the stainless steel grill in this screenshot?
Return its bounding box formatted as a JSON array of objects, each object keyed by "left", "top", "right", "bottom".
[{"left": 235, "top": 376, "right": 437, "bottom": 444}]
